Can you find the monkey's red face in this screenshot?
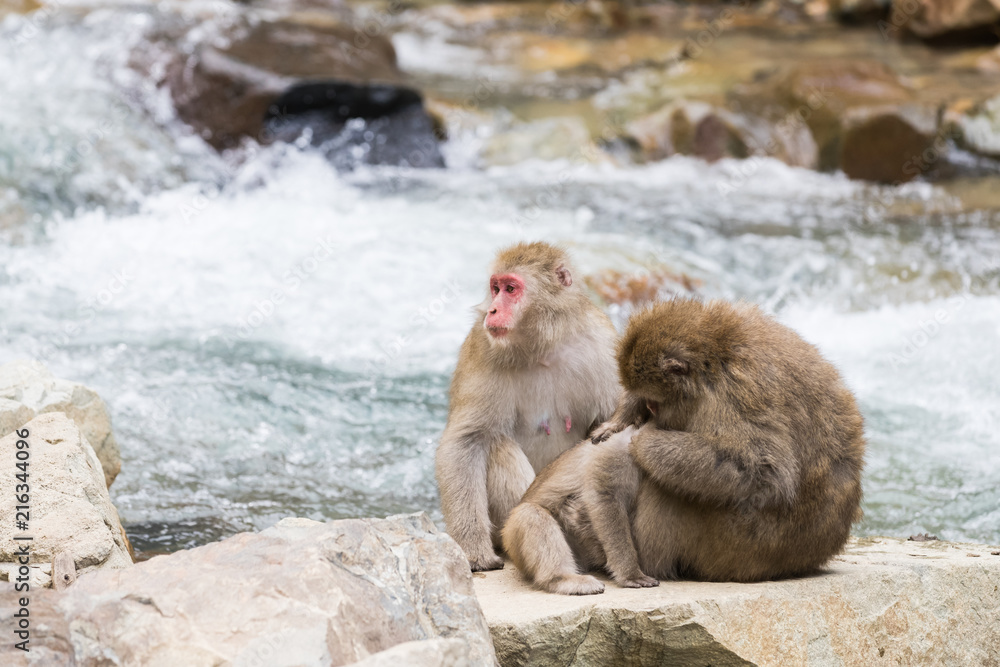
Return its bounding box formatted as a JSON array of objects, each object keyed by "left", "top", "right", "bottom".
[{"left": 484, "top": 273, "right": 525, "bottom": 339}]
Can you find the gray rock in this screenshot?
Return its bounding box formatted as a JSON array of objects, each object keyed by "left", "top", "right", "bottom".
[
  {"left": 0, "top": 514, "right": 497, "bottom": 666},
  {"left": 0, "top": 359, "right": 121, "bottom": 488},
  {"left": 477, "top": 537, "right": 1000, "bottom": 666},
  {"left": 0, "top": 413, "right": 132, "bottom": 590}
]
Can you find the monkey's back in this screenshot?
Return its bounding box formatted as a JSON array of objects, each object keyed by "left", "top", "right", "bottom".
[{"left": 638, "top": 300, "right": 866, "bottom": 582}]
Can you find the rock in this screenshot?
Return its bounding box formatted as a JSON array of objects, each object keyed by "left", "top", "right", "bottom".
[
  {"left": 944, "top": 93, "right": 1000, "bottom": 158},
  {"left": 481, "top": 117, "right": 597, "bottom": 166},
  {"left": 0, "top": 0, "right": 40, "bottom": 16},
  {"left": 351, "top": 638, "right": 477, "bottom": 667},
  {"left": 0, "top": 514, "right": 496, "bottom": 666},
  {"left": 730, "top": 59, "right": 939, "bottom": 183},
  {"left": 155, "top": 12, "right": 443, "bottom": 166},
  {"left": 0, "top": 413, "right": 132, "bottom": 590},
  {"left": 626, "top": 100, "right": 748, "bottom": 163},
  {"left": 840, "top": 104, "right": 938, "bottom": 182},
  {"left": 889, "top": 0, "right": 1000, "bottom": 39},
  {"left": 476, "top": 537, "right": 1000, "bottom": 666},
  {"left": 832, "top": 0, "right": 892, "bottom": 19},
  {"left": 0, "top": 360, "right": 121, "bottom": 488},
  {"left": 626, "top": 99, "right": 817, "bottom": 168}
]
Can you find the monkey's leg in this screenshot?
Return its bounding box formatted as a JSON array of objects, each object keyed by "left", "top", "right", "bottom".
[
  {"left": 436, "top": 435, "right": 504, "bottom": 571},
  {"left": 486, "top": 438, "right": 536, "bottom": 550},
  {"left": 503, "top": 503, "right": 605, "bottom": 595},
  {"left": 629, "top": 425, "right": 795, "bottom": 509},
  {"left": 584, "top": 433, "right": 658, "bottom": 588}
]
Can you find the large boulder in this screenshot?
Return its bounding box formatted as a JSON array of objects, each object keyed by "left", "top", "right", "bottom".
[
  {"left": 730, "top": 59, "right": 938, "bottom": 183},
  {"left": 145, "top": 10, "right": 444, "bottom": 167},
  {"left": 0, "top": 413, "right": 132, "bottom": 590},
  {"left": 0, "top": 514, "right": 496, "bottom": 666},
  {"left": 477, "top": 537, "right": 1000, "bottom": 666},
  {"left": 0, "top": 360, "right": 120, "bottom": 488}
]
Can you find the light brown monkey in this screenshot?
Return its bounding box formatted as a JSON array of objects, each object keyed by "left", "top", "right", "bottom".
[
  {"left": 503, "top": 298, "right": 866, "bottom": 593},
  {"left": 436, "top": 242, "right": 620, "bottom": 571}
]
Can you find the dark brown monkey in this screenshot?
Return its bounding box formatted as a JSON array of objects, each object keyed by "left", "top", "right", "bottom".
[
  {"left": 503, "top": 298, "right": 865, "bottom": 593},
  {"left": 436, "top": 242, "right": 620, "bottom": 571}
]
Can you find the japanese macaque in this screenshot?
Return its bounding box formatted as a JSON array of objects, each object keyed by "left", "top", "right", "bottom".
[
  {"left": 503, "top": 298, "right": 866, "bottom": 594},
  {"left": 436, "top": 242, "right": 620, "bottom": 571}
]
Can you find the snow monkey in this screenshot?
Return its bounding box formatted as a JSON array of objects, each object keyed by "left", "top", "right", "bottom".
[
  {"left": 436, "top": 242, "right": 620, "bottom": 571},
  {"left": 503, "top": 298, "right": 866, "bottom": 594}
]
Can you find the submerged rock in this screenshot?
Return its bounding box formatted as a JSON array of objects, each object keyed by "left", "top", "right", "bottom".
[
  {"left": 0, "top": 359, "right": 121, "bottom": 487},
  {"left": 0, "top": 413, "right": 132, "bottom": 590},
  {"left": 478, "top": 537, "right": 1000, "bottom": 666},
  {"left": 0, "top": 514, "right": 496, "bottom": 666}
]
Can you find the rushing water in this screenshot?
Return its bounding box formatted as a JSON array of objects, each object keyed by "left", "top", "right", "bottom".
[{"left": 1, "top": 8, "right": 999, "bottom": 556}]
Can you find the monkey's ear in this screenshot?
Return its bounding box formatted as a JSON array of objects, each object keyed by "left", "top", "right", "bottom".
[
  {"left": 555, "top": 265, "right": 573, "bottom": 287},
  {"left": 659, "top": 356, "right": 689, "bottom": 375}
]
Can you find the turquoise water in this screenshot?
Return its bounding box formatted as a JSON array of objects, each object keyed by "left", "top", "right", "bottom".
[{"left": 1, "top": 9, "right": 998, "bottom": 555}]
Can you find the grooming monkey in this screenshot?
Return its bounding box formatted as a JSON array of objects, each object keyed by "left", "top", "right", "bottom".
[
  {"left": 436, "top": 242, "right": 620, "bottom": 571},
  {"left": 503, "top": 298, "right": 866, "bottom": 593}
]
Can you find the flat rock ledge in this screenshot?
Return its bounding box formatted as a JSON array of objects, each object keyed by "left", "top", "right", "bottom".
[{"left": 476, "top": 537, "right": 1000, "bottom": 666}]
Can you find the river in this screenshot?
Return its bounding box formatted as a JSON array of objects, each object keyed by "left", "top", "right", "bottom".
[{"left": 1, "top": 4, "right": 998, "bottom": 556}]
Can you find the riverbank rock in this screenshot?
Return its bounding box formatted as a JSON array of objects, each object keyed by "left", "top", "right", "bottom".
[
  {"left": 0, "top": 513, "right": 496, "bottom": 666},
  {"left": 0, "top": 413, "right": 132, "bottom": 590},
  {"left": 0, "top": 359, "right": 121, "bottom": 488},
  {"left": 891, "top": 0, "right": 1000, "bottom": 39},
  {"left": 730, "top": 59, "right": 939, "bottom": 183},
  {"left": 476, "top": 536, "right": 1000, "bottom": 666}
]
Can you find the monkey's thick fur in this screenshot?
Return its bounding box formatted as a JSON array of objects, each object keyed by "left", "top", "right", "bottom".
[
  {"left": 503, "top": 299, "right": 866, "bottom": 594},
  {"left": 437, "top": 242, "right": 620, "bottom": 572}
]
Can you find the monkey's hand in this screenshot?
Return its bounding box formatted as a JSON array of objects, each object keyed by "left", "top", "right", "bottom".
[
  {"left": 589, "top": 420, "right": 623, "bottom": 443},
  {"left": 590, "top": 394, "right": 647, "bottom": 443}
]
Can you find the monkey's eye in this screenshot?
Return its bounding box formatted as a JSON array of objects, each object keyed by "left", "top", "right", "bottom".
[
  {"left": 506, "top": 284, "right": 516, "bottom": 294},
  {"left": 492, "top": 284, "right": 500, "bottom": 295}
]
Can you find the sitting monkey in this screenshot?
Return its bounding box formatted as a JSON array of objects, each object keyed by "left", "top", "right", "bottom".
[
  {"left": 503, "top": 298, "right": 866, "bottom": 594},
  {"left": 436, "top": 242, "right": 620, "bottom": 571}
]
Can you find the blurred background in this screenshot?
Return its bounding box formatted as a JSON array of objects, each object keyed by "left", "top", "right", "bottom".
[{"left": 1, "top": 0, "right": 998, "bottom": 559}]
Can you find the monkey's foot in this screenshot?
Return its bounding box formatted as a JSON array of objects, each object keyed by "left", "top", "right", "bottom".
[
  {"left": 616, "top": 573, "right": 659, "bottom": 588},
  {"left": 469, "top": 553, "right": 504, "bottom": 572},
  {"left": 550, "top": 574, "right": 605, "bottom": 595}
]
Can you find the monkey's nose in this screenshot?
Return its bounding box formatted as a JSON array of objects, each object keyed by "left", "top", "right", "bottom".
[{"left": 489, "top": 308, "right": 497, "bottom": 315}]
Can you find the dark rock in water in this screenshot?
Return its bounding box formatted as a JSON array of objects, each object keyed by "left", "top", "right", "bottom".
[
  {"left": 264, "top": 82, "right": 445, "bottom": 169},
  {"left": 840, "top": 104, "right": 938, "bottom": 183},
  {"left": 890, "top": 0, "right": 1000, "bottom": 41},
  {"left": 157, "top": 14, "right": 442, "bottom": 167},
  {"left": 730, "top": 59, "right": 941, "bottom": 183}
]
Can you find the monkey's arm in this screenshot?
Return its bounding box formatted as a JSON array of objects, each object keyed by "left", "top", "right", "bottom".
[
  {"left": 590, "top": 392, "right": 648, "bottom": 443},
  {"left": 629, "top": 422, "right": 798, "bottom": 509}
]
